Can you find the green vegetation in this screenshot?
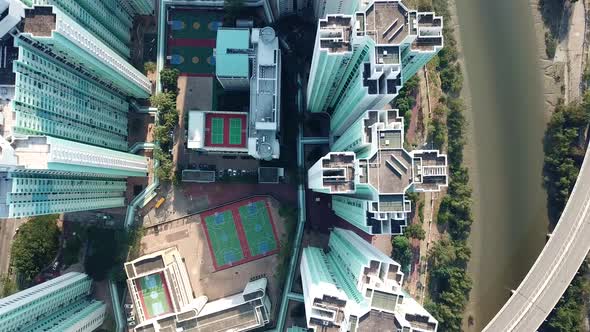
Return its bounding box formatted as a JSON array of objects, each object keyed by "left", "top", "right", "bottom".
[
  {"left": 392, "top": 235, "right": 412, "bottom": 272},
  {"left": 429, "top": 106, "right": 447, "bottom": 150},
  {"left": 144, "top": 61, "right": 156, "bottom": 74},
  {"left": 127, "top": 227, "right": 146, "bottom": 261},
  {"left": 545, "top": 32, "right": 557, "bottom": 59},
  {"left": 0, "top": 274, "right": 18, "bottom": 297},
  {"left": 10, "top": 215, "right": 60, "bottom": 283},
  {"left": 544, "top": 260, "right": 590, "bottom": 332},
  {"left": 540, "top": 94, "right": 590, "bottom": 332},
  {"left": 410, "top": 1, "right": 474, "bottom": 331},
  {"left": 152, "top": 69, "right": 181, "bottom": 182},
  {"left": 159, "top": 68, "right": 180, "bottom": 93},
  {"left": 405, "top": 223, "right": 426, "bottom": 240},
  {"left": 543, "top": 96, "right": 590, "bottom": 221},
  {"left": 393, "top": 76, "right": 419, "bottom": 131}
]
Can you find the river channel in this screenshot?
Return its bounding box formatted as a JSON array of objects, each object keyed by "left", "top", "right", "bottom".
[{"left": 454, "top": 0, "right": 549, "bottom": 330}]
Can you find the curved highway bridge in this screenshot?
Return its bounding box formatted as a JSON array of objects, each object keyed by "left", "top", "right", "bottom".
[{"left": 484, "top": 144, "right": 590, "bottom": 331}]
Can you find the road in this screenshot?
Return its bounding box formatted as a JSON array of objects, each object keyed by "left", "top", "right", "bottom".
[
  {"left": 0, "top": 218, "right": 26, "bottom": 276},
  {"left": 483, "top": 142, "right": 590, "bottom": 331}
]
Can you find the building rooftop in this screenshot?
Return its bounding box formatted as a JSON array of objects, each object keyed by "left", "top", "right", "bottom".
[
  {"left": 319, "top": 15, "right": 353, "bottom": 53},
  {"left": 249, "top": 27, "right": 280, "bottom": 160},
  {"left": 321, "top": 153, "right": 356, "bottom": 193},
  {"left": 413, "top": 13, "right": 444, "bottom": 51},
  {"left": 301, "top": 229, "right": 436, "bottom": 331},
  {"left": 359, "top": 110, "right": 447, "bottom": 193},
  {"left": 22, "top": 6, "right": 55, "bottom": 37},
  {"left": 215, "top": 28, "right": 250, "bottom": 78},
  {"left": 358, "top": 0, "right": 409, "bottom": 45}
]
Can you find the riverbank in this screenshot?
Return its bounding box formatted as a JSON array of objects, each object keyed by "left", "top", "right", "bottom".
[
  {"left": 445, "top": 1, "right": 480, "bottom": 330},
  {"left": 529, "top": 0, "right": 567, "bottom": 113}
]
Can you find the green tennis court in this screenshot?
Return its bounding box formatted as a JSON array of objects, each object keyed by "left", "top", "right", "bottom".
[
  {"left": 238, "top": 201, "right": 278, "bottom": 257},
  {"left": 136, "top": 273, "right": 172, "bottom": 319},
  {"left": 211, "top": 117, "right": 224, "bottom": 144},
  {"left": 229, "top": 118, "right": 243, "bottom": 145},
  {"left": 204, "top": 211, "right": 244, "bottom": 267}
]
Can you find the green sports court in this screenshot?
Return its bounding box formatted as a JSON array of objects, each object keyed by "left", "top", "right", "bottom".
[
  {"left": 238, "top": 200, "right": 279, "bottom": 256},
  {"left": 167, "top": 10, "right": 223, "bottom": 75},
  {"left": 169, "top": 10, "right": 223, "bottom": 40},
  {"left": 201, "top": 198, "right": 280, "bottom": 271},
  {"left": 204, "top": 112, "right": 247, "bottom": 148},
  {"left": 135, "top": 272, "right": 173, "bottom": 319},
  {"left": 203, "top": 210, "right": 244, "bottom": 268}
]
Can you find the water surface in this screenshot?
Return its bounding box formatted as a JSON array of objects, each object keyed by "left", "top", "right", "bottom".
[{"left": 454, "top": 0, "right": 549, "bottom": 330}]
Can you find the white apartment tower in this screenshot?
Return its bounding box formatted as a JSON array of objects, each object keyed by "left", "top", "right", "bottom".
[{"left": 300, "top": 228, "right": 438, "bottom": 331}]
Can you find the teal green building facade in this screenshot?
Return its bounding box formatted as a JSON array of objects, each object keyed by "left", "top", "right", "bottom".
[
  {"left": 0, "top": 0, "right": 150, "bottom": 218},
  {"left": 306, "top": 0, "right": 443, "bottom": 135},
  {"left": 0, "top": 272, "right": 106, "bottom": 332},
  {"left": 300, "top": 228, "right": 438, "bottom": 331},
  {"left": 308, "top": 109, "right": 448, "bottom": 235}
]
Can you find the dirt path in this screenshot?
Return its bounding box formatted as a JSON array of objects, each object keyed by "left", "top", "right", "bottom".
[{"left": 563, "top": 0, "right": 586, "bottom": 102}]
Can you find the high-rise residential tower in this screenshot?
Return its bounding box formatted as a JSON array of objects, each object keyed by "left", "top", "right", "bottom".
[
  {"left": 312, "top": 0, "right": 359, "bottom": 19},
  {"left": 300, "top": 228, "right": 438, "bottom": 331},
  {"left": 0, "top": 272, "right": 106, "bottom": 332},
  {"left": 306, "top": 0, "right": 443, "bottom": 135},
  {"left": 308, "top": 109, "right": 447, "bottom": 235},
  {"left": 0, "top": 0, "right": 150, "bottom": 218}
]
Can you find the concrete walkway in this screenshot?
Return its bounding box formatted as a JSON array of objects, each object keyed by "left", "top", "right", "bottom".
[{"left": 565, "top": 0, "right": 586, "bottom": 102}]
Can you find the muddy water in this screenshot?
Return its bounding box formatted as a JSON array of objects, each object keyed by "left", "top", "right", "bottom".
[{"left": 454, "top": 0, "right": 549, "bottom": 330}]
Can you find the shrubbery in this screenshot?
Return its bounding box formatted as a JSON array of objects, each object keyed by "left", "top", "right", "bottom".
[
  {"left": 152, "top": 68, "right": 181, "bottom": 182},
  {"left": 541, "top": 95, "right": 590, "bottom": 331},
  {"left": 543, "top": 95, "right": 590, "bottom": 220},
  {"left": 420, "top": 0, "right": 474, "bottom": 330},
  {"left": 10, "top": 215, "right": 60, "bottom": 283}
]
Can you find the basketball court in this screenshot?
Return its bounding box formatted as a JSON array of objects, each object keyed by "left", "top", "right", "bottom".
[
  {"left": 202, "top": 211, "right": 244, "bottom": 267},
  {"left": 135, "top": 272, "right": 173, "bottom": 319},
  {"left": 201, "top": 198, "right": 280, "bottom": 271},
  {"left": 167, "top": 10, "right": 223, "bottom": 76},
  {"left": 238, "top": 200, "right": 279, "bottom": 256},
  {"left": 204, "top": 112, "right": 247, "bottom": 148}
]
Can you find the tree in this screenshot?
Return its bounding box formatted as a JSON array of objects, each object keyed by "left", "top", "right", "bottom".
[
  {"left": 405, "top": 223, "right": 426, "bottom": 240},
  {"left": 10, "top": 215, "right": 60, "bottom": 282},
  {"left": 391, "top": 235, "right": 412, "bottom": 268},
  {"left": 545, "top": 32, "right": 557, "bottom": 59},
  {"left": 0, "top": 274, "right": 18, "bottom": 297},
  {"left": 440, "top": 64, "right": 463, "bottom": 95},
  {"left": 429, "top": 118, "right": 446, "bottom": 149},
  {"left": 144, "top": 61, "right": 156, "bottom": 74},
  {"left": 150, "top": 92, "right": 176, "bottom": 111},
  {"left": 154, "top": 125, "right": 171, "bottom": 146},
  {"left": 160, "top": 68, "right": 180, "bottom": 92},
  {"left": 161, "top": 109, "right": 179, "bottom": 128}
]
